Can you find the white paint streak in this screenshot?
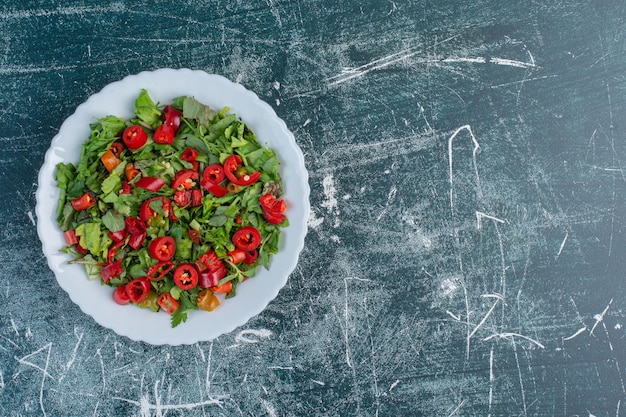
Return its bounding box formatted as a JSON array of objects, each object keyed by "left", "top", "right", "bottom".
[
  {"left": 27, "top": 211, "right": 36, "bottom": 226},
  {"left": 476, "top": 211, "right": 506, "bottom": 229},
  {"left": 447, "top": 125, "right": 481, "bottom": 212},
  {"left": 483, "top": 332, "right": 545, "bottom": 349},
  {"left": 377, "top": 185, "right": 398, "bottom": 221},
  {"left": 590, "top": 299, "right": 613, "bottom": 336},
  {"left": 261, "top": 399, "right": 279, "bottom": 417},
  {"left": 556, "top": 232, "right": 569, "bottom": 259},
  {"left": 321, "top": 174, "right": 338, "bottom": 213},
  {"left": 16, "top": 343, "right": 52, "bottom": 417},
  {"left": 327, "top": 48, "right": 420, "bottom": 86},
  {"left": 489, "top": 57, "right": 537, "bottom": 69},
  {"left": 563, "top": 326, "right": 587, "bottom": 341},
  {"left": 233, "top": 329, "right": 272, "bottom": 345},
  {"left": 307, "top": 210, "right": 324, "bottom": 229},
  {"left": 468, "top": 299, "right": 500, "bottom": 340}
]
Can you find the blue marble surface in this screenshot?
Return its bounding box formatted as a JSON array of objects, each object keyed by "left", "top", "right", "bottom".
[{"left": 1, "top": 1, "right": 626, "bottom": 416}]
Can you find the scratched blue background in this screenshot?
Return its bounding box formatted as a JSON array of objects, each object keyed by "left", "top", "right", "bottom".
[{"left": 1, "top": 1, "right": 626, "bottom": 416}]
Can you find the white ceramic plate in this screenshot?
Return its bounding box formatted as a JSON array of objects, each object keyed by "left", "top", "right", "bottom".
[{"left": 36, "top": 69, "right": 309, "bottom": 345}]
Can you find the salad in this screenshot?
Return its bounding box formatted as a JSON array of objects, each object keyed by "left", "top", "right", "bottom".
[{"left": 55, "top": 90, "right": 288, "bottom": 327}]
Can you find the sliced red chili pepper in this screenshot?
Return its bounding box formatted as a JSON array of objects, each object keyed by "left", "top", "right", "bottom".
[
  {"left": 100, "top": 260, "right": 123, "bottom": 283},
  {"left": 64, "top": 230, "right": 79, "bottom": 246},
  {"left": 223, "top": 154, "right": 260, "bottom": 186},
  {"left": 188, "top": 229, "right": 201, "bottom": 244},
  {"left": 171, "top": 169, "right": 198, "bottom": 190},
  {"left": 203, "top": 164, "right": 226, "bottom": 184},
  {"left": 108, "top": 229, "right": 127, "bottom": 243},
  {"left": 148, "top": 236, "right": 176, "bottom": 261},
  {"left": 210, "top": 281, "right": 233, "bottom": 294},
  {"left": 107, "top": 240, "right": 126, "bottom": 264},
  {"left": 190, "top": 189, "right": 203, "bottom": 207},
  {"left": 112, "top": 284, "right": 130, "bottom": 305},
  {"left": 180, "top": 147, "right": 198, "bottom": 161},
  {"left": 126, "top": 277, "right": 151, "bottom": 303},
  {"left": 173, "top": 263, "right": 199, "bottom": 290},
  {"left": 260, "top": 194, "right": 287, "bottom": 213},
  {"left": 139, "top": 197, "right": 172, "bottom": 222},
  {"left": 157, "top": 292, "right": 179, "bottom": 315},
  {"left": 128, "top": 232, "right": 146, "bottom": 250},
  {"left": 120, "top": 181, "right": 131, "bottom": 195},
  {"left": 71, "top": 192, "right": 97, "bottom": 211},
  {"left": 75, "top": 244, "right": 89, "bottom": 255},
  {"left": 200, "top": 179, "right": 229, "bottom": 197},
  {"left": 125, "top": 217, "right": 146, "bottom": 235},
  {"left": 262, "top": 209, "right": 286, "bottom": 225},
  {"left": 227, "top": 249, "right": 246, "bottom": 264},
  {"left": 147, "top": 261, "right": 174, "bottom": 280},
  {"left": 162, "top": 105, "right": 182, "bottom": 132},
  {"left": 173, "top": 190, "right": 191, "bottom": 207},
  {"left": 198, "top": 266, "right": 227, "bottom": 289},
  {"left": 244, "top": 249, "right": 258, "bottom": 265},
  {"left": 125, "top": 162, "right": 140, "bottom": 181},
  {"left": 123, "top": 125, "right": 148, "bottom": 150},
  {"left": 195, "top": 250, "right": 223, "bottom": 272},
  {"left": 135, "top": 176, "right": 165, "bottom": 192},
  {"left": 153, "top": 124, "right": 175, "bottom": 145},
  {"left": 232, "top": 226, "right": 262, "bottom": 251}
]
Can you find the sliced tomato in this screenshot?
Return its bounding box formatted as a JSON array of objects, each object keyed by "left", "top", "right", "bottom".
[
  {"left": 173, "top": 263, "right": 199, "bottom": 290},
  {"left": 148, "top": 236, "right": 176, "bottom": 261},
  {"left": 157, "top": 292, "right": 179, "bottom": 315},
  {"left": 153, "top": 124, "right": 175, "bottom": 145},
  {"left": 112, "top": 285, "right": 130, "bottom": 305},
  {"left": 125, "top": 162, "right": 140, "bottom": 181},
  {"left": 64, "top": 230, "right": 79, "bottom": 246},
  {"left": 101, "top": 149, "right": 121, "bottom": 172},
  {"left": 123, "top": 125, "right": 148, "bottom": 150},
  {"left": 196, "top": 289, "right": 220, "bottom": 311},
  {"left": 126, "top": 277, "right": 151, "bottom": 303},
  {"left": 232, "top": 226, "right": 261, "bottom": 251}
]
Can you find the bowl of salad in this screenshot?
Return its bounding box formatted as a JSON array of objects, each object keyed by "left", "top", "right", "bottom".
[{"left": 36, "top": 69, "right": 309, "bottom": 345}]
